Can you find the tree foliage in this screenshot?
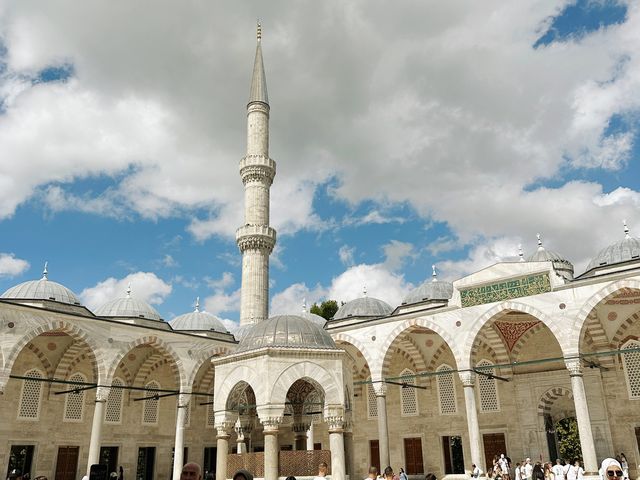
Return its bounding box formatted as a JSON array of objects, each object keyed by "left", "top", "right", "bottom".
[
  {"left": 555, "top": 417, "right": 582, "bottom": 462},
  {"left": 310, "top": 300, "right": 339, "bottom": 320}
]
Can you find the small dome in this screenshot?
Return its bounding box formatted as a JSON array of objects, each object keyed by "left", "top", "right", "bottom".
[
  {"left": 403, "top": 266, "right": 453, "bottom": 304},
  {"left": 94, "top": 285, "right": 161, "bottom": 321},
  {"left": 586, "top": 222, "right": 640, "bottom": 272},
  {"left": 170, "top": 299, "right": 227, "bottom": 332},
  {"left": 302, "top": 311, "right": 327, "bottom": 327},
  {"left": 236, "top": 315, "right": 337, "bottom": 352},
  {"left": 1, "top": 263, "right": 81, "bottom": 305},
  {"left": 526, "top": 234, "right": 574, "bottom": 280},
  {"left": 334, "top": 292, "right": 392, "bottom": 320}
]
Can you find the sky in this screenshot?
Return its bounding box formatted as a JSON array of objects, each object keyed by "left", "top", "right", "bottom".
[{"left": 0, "top": 0, "right": 639, "bottom": 331}]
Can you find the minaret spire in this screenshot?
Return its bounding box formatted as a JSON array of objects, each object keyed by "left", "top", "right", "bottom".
[{"left": 237, "top": 25, "right": 277, "bottom": 326}]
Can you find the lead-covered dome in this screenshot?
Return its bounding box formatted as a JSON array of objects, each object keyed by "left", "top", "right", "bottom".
[
  {"left": 526, "top": 234, "right": 574, "bottom": 280},
  {"left": 1, "top": 264, "right": 81, "bottom": 305},
  {"left": 170, "top": 299, "right": 227, "bottom": 332},
  {"left": 403, "top": 266, "right": 453, "bottom": 304},
  {"left": 94, "top": 286, "right": 162, "bottom": 321},
  {"left": 586, "top": 222, "right": 640, "bottom": 272},
  {"left": 333, "top": 291, "right": 393, "bottom": 320},
  {"left": 236, "top": 315, "right": 337, "bottom": 352}
]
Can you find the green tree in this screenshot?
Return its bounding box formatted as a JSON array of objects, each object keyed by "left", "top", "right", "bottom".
[
  {"left": 310, "top": 300, "right": 339, "bottom": 320},
  {"left": 555, "top": 417, "right": 582, "bottom": 462}
]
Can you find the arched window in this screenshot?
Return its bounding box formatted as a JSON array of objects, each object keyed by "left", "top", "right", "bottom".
[
  {"left": 18, "top": 369, "right": 44, "bottom": 420},
  {"left": 64, "top": 373, "right": 86, "bottom": 421},
  {"left": 399, "top": 368, "right": 419, "bottom": 416},
  {"left": 436, "top": 364, "right": 457, "bottom": 414},
  {"left": 206, "top": 389, "right": 215, "bottom": 428},
  {"left": 367, "top": 377, "right": 378, "bottom": 418},
  {"left": 476, "top": 359, "right": 500, "bottom": 412},
  {"left": 105, "top": 378, "right": 125, "bottom": 424},
  {"left": 142, "top": 380, "right": 160, "bottom": 425},
  {"left": 621, "top": 339, "right": 640, "bottom": 399}
]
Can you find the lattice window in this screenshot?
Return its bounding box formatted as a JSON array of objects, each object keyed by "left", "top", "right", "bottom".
[
  {"left": 400, "top": 368, "right": 419, "bottom": 416},
  {"left": 18, "top": 369, "right": 43, "bottom": 420},
  {"left": 183, "top": 400, "right": 191, "bottom": 427},
  {"left": 142, "top": 381, "right": 160, "bottom": 425},
  {"left": 621, "top": 340, "right": 640, "bottom": 399},
  {"left": 206, "top": 391, "right": 215, "bottom": 427},
  {"left": 476, "top": 359, "right": 500, "bottom": 412},
  {"left": 367, "top": 378, "right": 378, "bottom": 418},
  {"left": 105, "top": 378, "right": 124, "bottom": 424},
  {"left": 64, "top": 373, "right": 86, "bottom": 421},
  {"left": 437, "top": 364, "right": 457, "bottom": 414}
]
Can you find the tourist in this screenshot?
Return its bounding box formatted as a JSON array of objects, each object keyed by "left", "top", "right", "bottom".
[
  {"left": 425, "top": 473, "right": 437, "bottom": 480},
  {"left": 399, "top": 468, "right": 408, "bottom": 480},
  {"left": 205, "top": 472, "right": 215, "bottom": 480},
  {"left": 313, "top": 462, "right": 328, "bottom": 480},
  {"left": 500, "top": 454, "right": 510, "bottom": 480},
  {"left": 552, "top": 459, "right": 565, "bottom": 480},
  {"left": 383, "top": 466, "right": 395, "bottom": 480},
  {"left": 118, "top": 466, "right": 124, "bottom": 480},
  {"left": 180, "top": 463, "right": 202, "bottom": 480},
  {"left": 600, "top": 458, "right": 623, "bottom": 480},
  {"left": 285, "top": 476, "right": 297, "bottom": 480},
  {"left": 471, "top": 464, "right": 482, "bottom": 478},
  {"left": 524, "top": 459, "right": 534, "bottom": 480},
  {"left": 532, "top": 463, "right": 545, "bottom": 480},
  {"left": 515, "top": 462, "right": 523, "bottom": 480},
  {"left": 365, "top": 466, "right": 379, "bottom": 480},
  {"left": 233, "top": 470, "right": 254, "bottom": 480},
  {"left": 619, "top": 454, "right": 629, "bottom": 480}
]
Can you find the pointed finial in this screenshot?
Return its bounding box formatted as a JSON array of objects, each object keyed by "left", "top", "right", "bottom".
[
  {"left": 126, "top": 283, "right": 132, "bottom": 298},
  {"left": 302, "top": 298, "right": 307, "bottom": 314},
  {"left": 432, "top": 264, "right": 438, "bottom": 282},
  {"left": 195, "top": 296, "right": 200, "bottom": 312},
  {"left": 42, "top": 261, "right": 48, "bottom": 280},
  {"left": 257, "top": 21, "right": 262, "bottom": 43},
  {"left": 536, "top": 233, "right": 544, "bottom": 250},
  {"left": 623, "top": 219, "right": 630, "bottom": 239},
  {"left": 518, "top": 244, "right": 525, "bottom": 262},
  {"left": 363, "top": 285, "right": 367, "bottom": 297}
]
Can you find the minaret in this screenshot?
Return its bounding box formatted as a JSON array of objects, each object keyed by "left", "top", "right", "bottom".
[{"left": 236, "top": 23, "right": 277, "bottom": 326}]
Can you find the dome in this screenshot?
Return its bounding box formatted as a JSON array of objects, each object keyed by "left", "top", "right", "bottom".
[
  {"left": 169, "top": 299, "right": 227, "bottom": 332},
  {"left": 302, "top": 311, "right": 327, "bottom": 327},
  {"left": 586, "top": 223, "right": 640, "bottom": 272},
  {"left": 1, "top": 264, "right": 81, "bottom": 305},
  {"left": 334, "top": 292, "right": 393, "bottom": 320},
  {"left": 403, "top": 266, "right": 453, "bottom": 304},
  {"left": 94, "top": 286, "right": 161, "bottom": 321},
  {"left": 236, "top": 315, "right": 337, "bottom": 352},
  {"left": 526, "top": 234, "right": 574, "bottom": 280}
]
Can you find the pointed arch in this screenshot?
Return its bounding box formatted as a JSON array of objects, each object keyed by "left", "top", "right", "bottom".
[
  {"left": 270, "top": 361, "right": 342, "bottom": 407},
  {"left": 186, "top": 345, "right": 230, "bottom": 387},
  {"left": 213, "top": 364, "right": 264, "bottom": 412}
]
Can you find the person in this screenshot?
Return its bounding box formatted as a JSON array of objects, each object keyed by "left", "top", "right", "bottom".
[
  {"left": 8, "top": 469, "right": 23, "bottom": 480},
  {"left": 532, "top": 463, "right": 545, "bottom": 480},
  {"left": 233, "top": 470, "right": 254, "bottom": 480},
  {"left": 515, "top": 462, "right": 523, "bottom": 480},
  {"left": 552, "top": 459, "right": 565, "bottom": 480},
  {"left": 383, "top": 466, "right": 395, "bottom": 480},
  {"left": 500, "top": 454, "right": 510, "bottom": 480},
  {"left": 110, "top": 473, "right": 118, "bottom": 479},
  {"left": 619, "top": 454, "right": 629, "bottom": 480},
  {"left": 425, "top": 474, "right": 437, "bottom": 480},
  {"left": 600, "top": 458, "right": 623, "bottom": 480},
  {"left": 118, "top": 466, "right": 124, "bottom": 480},
  {"left": 205, "top": 473, "right": 215, "bottom": 480},
  {"left": 543, "top": 463, "right": 552, "bottom": 480},
  {"left": 524, "top": 459, "right": 533, "bottom": 480},
  {"left": 313, "top": 463, "right": 328, "bottom": 480},
  {"left": 399, "top": 468, "right": 408, "bottom": 480},
  {"left": 285, "top": 477, "right": 297, "bottom": 480},
  {"left": 180, "top": 463, "right": 202, "bottom": 480},
  {"left": 472, "top": 464, "right": 482, "bottom": 478},
  {"left": 365, "top": 467, "right": 379, "bottom": 480}
]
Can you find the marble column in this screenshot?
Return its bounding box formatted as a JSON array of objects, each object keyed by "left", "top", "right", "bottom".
[
  {"left": 344, "top": 425, "right": 354, "bottom": 477},
  {"left": 262, "top": 419, "right": 281, "bottom": 480},
  {"left": 459, "top": 371, "right": 483, "bottom": 472},
  {"left": 307, "top": 422, "right": 315, "bottom": 450},
  {"left": 565, "top": 359, "right": 598, "bottom": 474},
  {"left": 293, "top": 422, "right": 310, "bottom": 451},
  {"left": 235, "top": 419, "right": 247, "bottom": 454},
  {"left": 328, "top": 416, "right": 346, "bottom": 480},
  {"left": 375, "top": 383, "right": 390, "bottom": 469},
  {"left": 86, "top": 386, "right": 110, "bottom": 476},
  {"left": 172, "top": 393, "right": 190, "bottom": 480},
  {"left": 216, "top": 423, "right": 233, "bottom": 480}
]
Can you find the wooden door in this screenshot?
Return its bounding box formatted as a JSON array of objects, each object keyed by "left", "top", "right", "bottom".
[
  {"left": 404, "top": 437, "right": 424, "bottom": 475},
  {"left": 369, "top": 440, "right": 380, "bottom": 473},
  {"left": 55, "top": 446, "right": 79, "bottom": 480},
  {"left": 482, "top": 433, "right": 506, "bottom": 473}
]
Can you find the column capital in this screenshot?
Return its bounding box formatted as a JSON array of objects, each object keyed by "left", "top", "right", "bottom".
[
  {"left": 327, "top": 415, "right": 345, "bottom": 433},
  {"left": 95, "top": 386, "right": 111, "bottom": 402},
  {"left": 261, "top": 417, "right": 282, "bottom": 433},
  {"left": 215, "top": 421, "right": 234, "bottom": 438},
  {"left": 565, "top": 358, "right": 583, "bottom": 376},
  {"left": 459, "top": 371, "right": 476, "bottom": 387},
  {"left": 293, "top": 422, "right": 311, "bottom": 433},
  {"left": 373, "top": 381, "right": 387, "bottom": 396}
]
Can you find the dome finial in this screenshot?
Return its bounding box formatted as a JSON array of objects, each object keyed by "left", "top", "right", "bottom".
[
  {"left": 42, "top": 261, "right": 48, "bottom": 280},
  {"left": 195, "top": 296, "right": 200, "bottom": 312},
  {"left": 302, "top": 298, "right": 307, "bottom": 314},
  {"left": 432, "top": 264, "right": 438, "bottom": 282},
  {"left": 623, "top": 219, "right": 630, "bottom": 239},
  {"left": 256, "top": 20, "right": 262, "bottom": 43},
  {"left": 363, "top": 285, "right": 367, "bottom": 297},
  {"left": 126, "top": 283, "right": 132, "bottom": 298},
  {"left": 518, "top": 244, "right": 525, "bottom": 262},
  {"left": 536, "top": 233, "right": 544, "bottom": 250}
]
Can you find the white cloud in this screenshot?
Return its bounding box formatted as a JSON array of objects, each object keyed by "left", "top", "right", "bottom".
[
  {"left": 338, "top": 245, "right": 355, "bottom": 266},
  {"left": 80, "top": 271, "right": 172, "bottom": 311},
  {"left": 327, "top": 263, "right": 412, "bottom": 307},
  {"left": 270, "top": 282, "right": 328, "bottom": 316},
  {"left": 0, "top": 253, "right": 30, "bottom": 278},
  {"left": 205, "top": 272, "right": 234, "bottom": 289},
  {"left": 161, "top": 254, "right": 178, "bottom": 268},
  {"left": 382, "top": 240, "right": 415, "bottom": 271},
  {"left": 203, "top": 288, "right": 240, "bottom": 317}
]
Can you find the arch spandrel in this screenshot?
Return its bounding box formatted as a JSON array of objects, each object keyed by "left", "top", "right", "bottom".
[
  {"left": 269, "top": 361, "right": 342, "bottom": 407},
  {"left": 185, "top": 346, "right": 230, "bottom": 388},
  {"left": 333, "top": 331, "right": 374, "bottom": 374},
  {"left": 463, "top": 300, "right": 568, "bottom": 370},
  {"left": 213, "top": 364, "right": 265, "bottom": 412}
]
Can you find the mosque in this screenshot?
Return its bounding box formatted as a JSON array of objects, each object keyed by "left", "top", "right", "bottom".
[{"left": 1, "top": 25, "right": 640, "bottom": 480}]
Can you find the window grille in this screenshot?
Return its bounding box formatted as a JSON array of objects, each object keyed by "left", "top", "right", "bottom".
[
  {"left": 183, "top": 400, "right": 191, "bottom": 427},
  {"left": 206, "top": 392, "right": 215, "bottom": 427},
  {"left": 105, "top": 378, "right": 124, "bottom": 424},
  {"left": 367, "top": 377, "right": 378, "bottom": 418},
  {"left": 477, "top": 360, "right": 500, "bottom": 412},
  {"left": 18, "top": 369, "right": 43, "bottom": 419},
  {"left": 400, "top": 368, "right": 419, "bottom": 416},
  {"left": 142, "top": 381, "right": 160, "bottom": 425},
  {"left": 621, "top": 340, "right": 640, "bottom": 399},
  {"left": 436, "top": 364, "right": 457, "bottom": 414},
  {"left": 63, "top": 373, "right": 86, "bottom": 421}
]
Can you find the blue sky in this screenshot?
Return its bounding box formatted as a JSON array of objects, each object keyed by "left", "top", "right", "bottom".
[{"left": 0, "top": 0, "right": 638, "bottom": 329}]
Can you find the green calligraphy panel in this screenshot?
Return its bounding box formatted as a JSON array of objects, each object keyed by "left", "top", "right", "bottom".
[{"left": 460, "top": 273, "right": 551, "bottom": 307}]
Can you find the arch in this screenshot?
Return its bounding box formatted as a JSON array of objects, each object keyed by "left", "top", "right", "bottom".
[
  {"left": 537, "top": 386, "right": 574, "bottom": 420},
  {"left": 612, "top": 312, "right": 640, "bottom": 346},
  {"left": 333, "top": 332, "right": 374, "bottom": 372},
  {"left": 470, "top": 327, "right": 510, "bottom": 366},
  {"left": 270, "top": 361, "right": 342, "bottom": 407},
  {"left": 186, "top": 345, "right": 231, "bottom": 388},
  {"left": 510, "top": 323, "right": 547, "bottom": 360},
  {"left": 464, "top": 301, "right": 567, "bottom": 369},
  {"left": 107, "top": 335, "right": 186, "bottom": 391},
  {"left": 381, "top": 334, "right": 427, "bottom": 379},
  {"left": 53, "top": 340, "right": 97, "bottom": 382},
  {"left": 574, "top": 279, "right": 640, "bottom": 333},
  {"left": 213, "top": 364, "right": 264, "bottom": 412},
  {"left": 2, "top": 320, "right": 106, "bottom": 387}
]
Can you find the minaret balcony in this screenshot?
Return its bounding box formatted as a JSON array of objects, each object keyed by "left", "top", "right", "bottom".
[
  {"left": 236, "top": 224, "right": 277, "bottom": 253},
  {"left": 240, "top": 154, "right": 276, "bottom": 171}
]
